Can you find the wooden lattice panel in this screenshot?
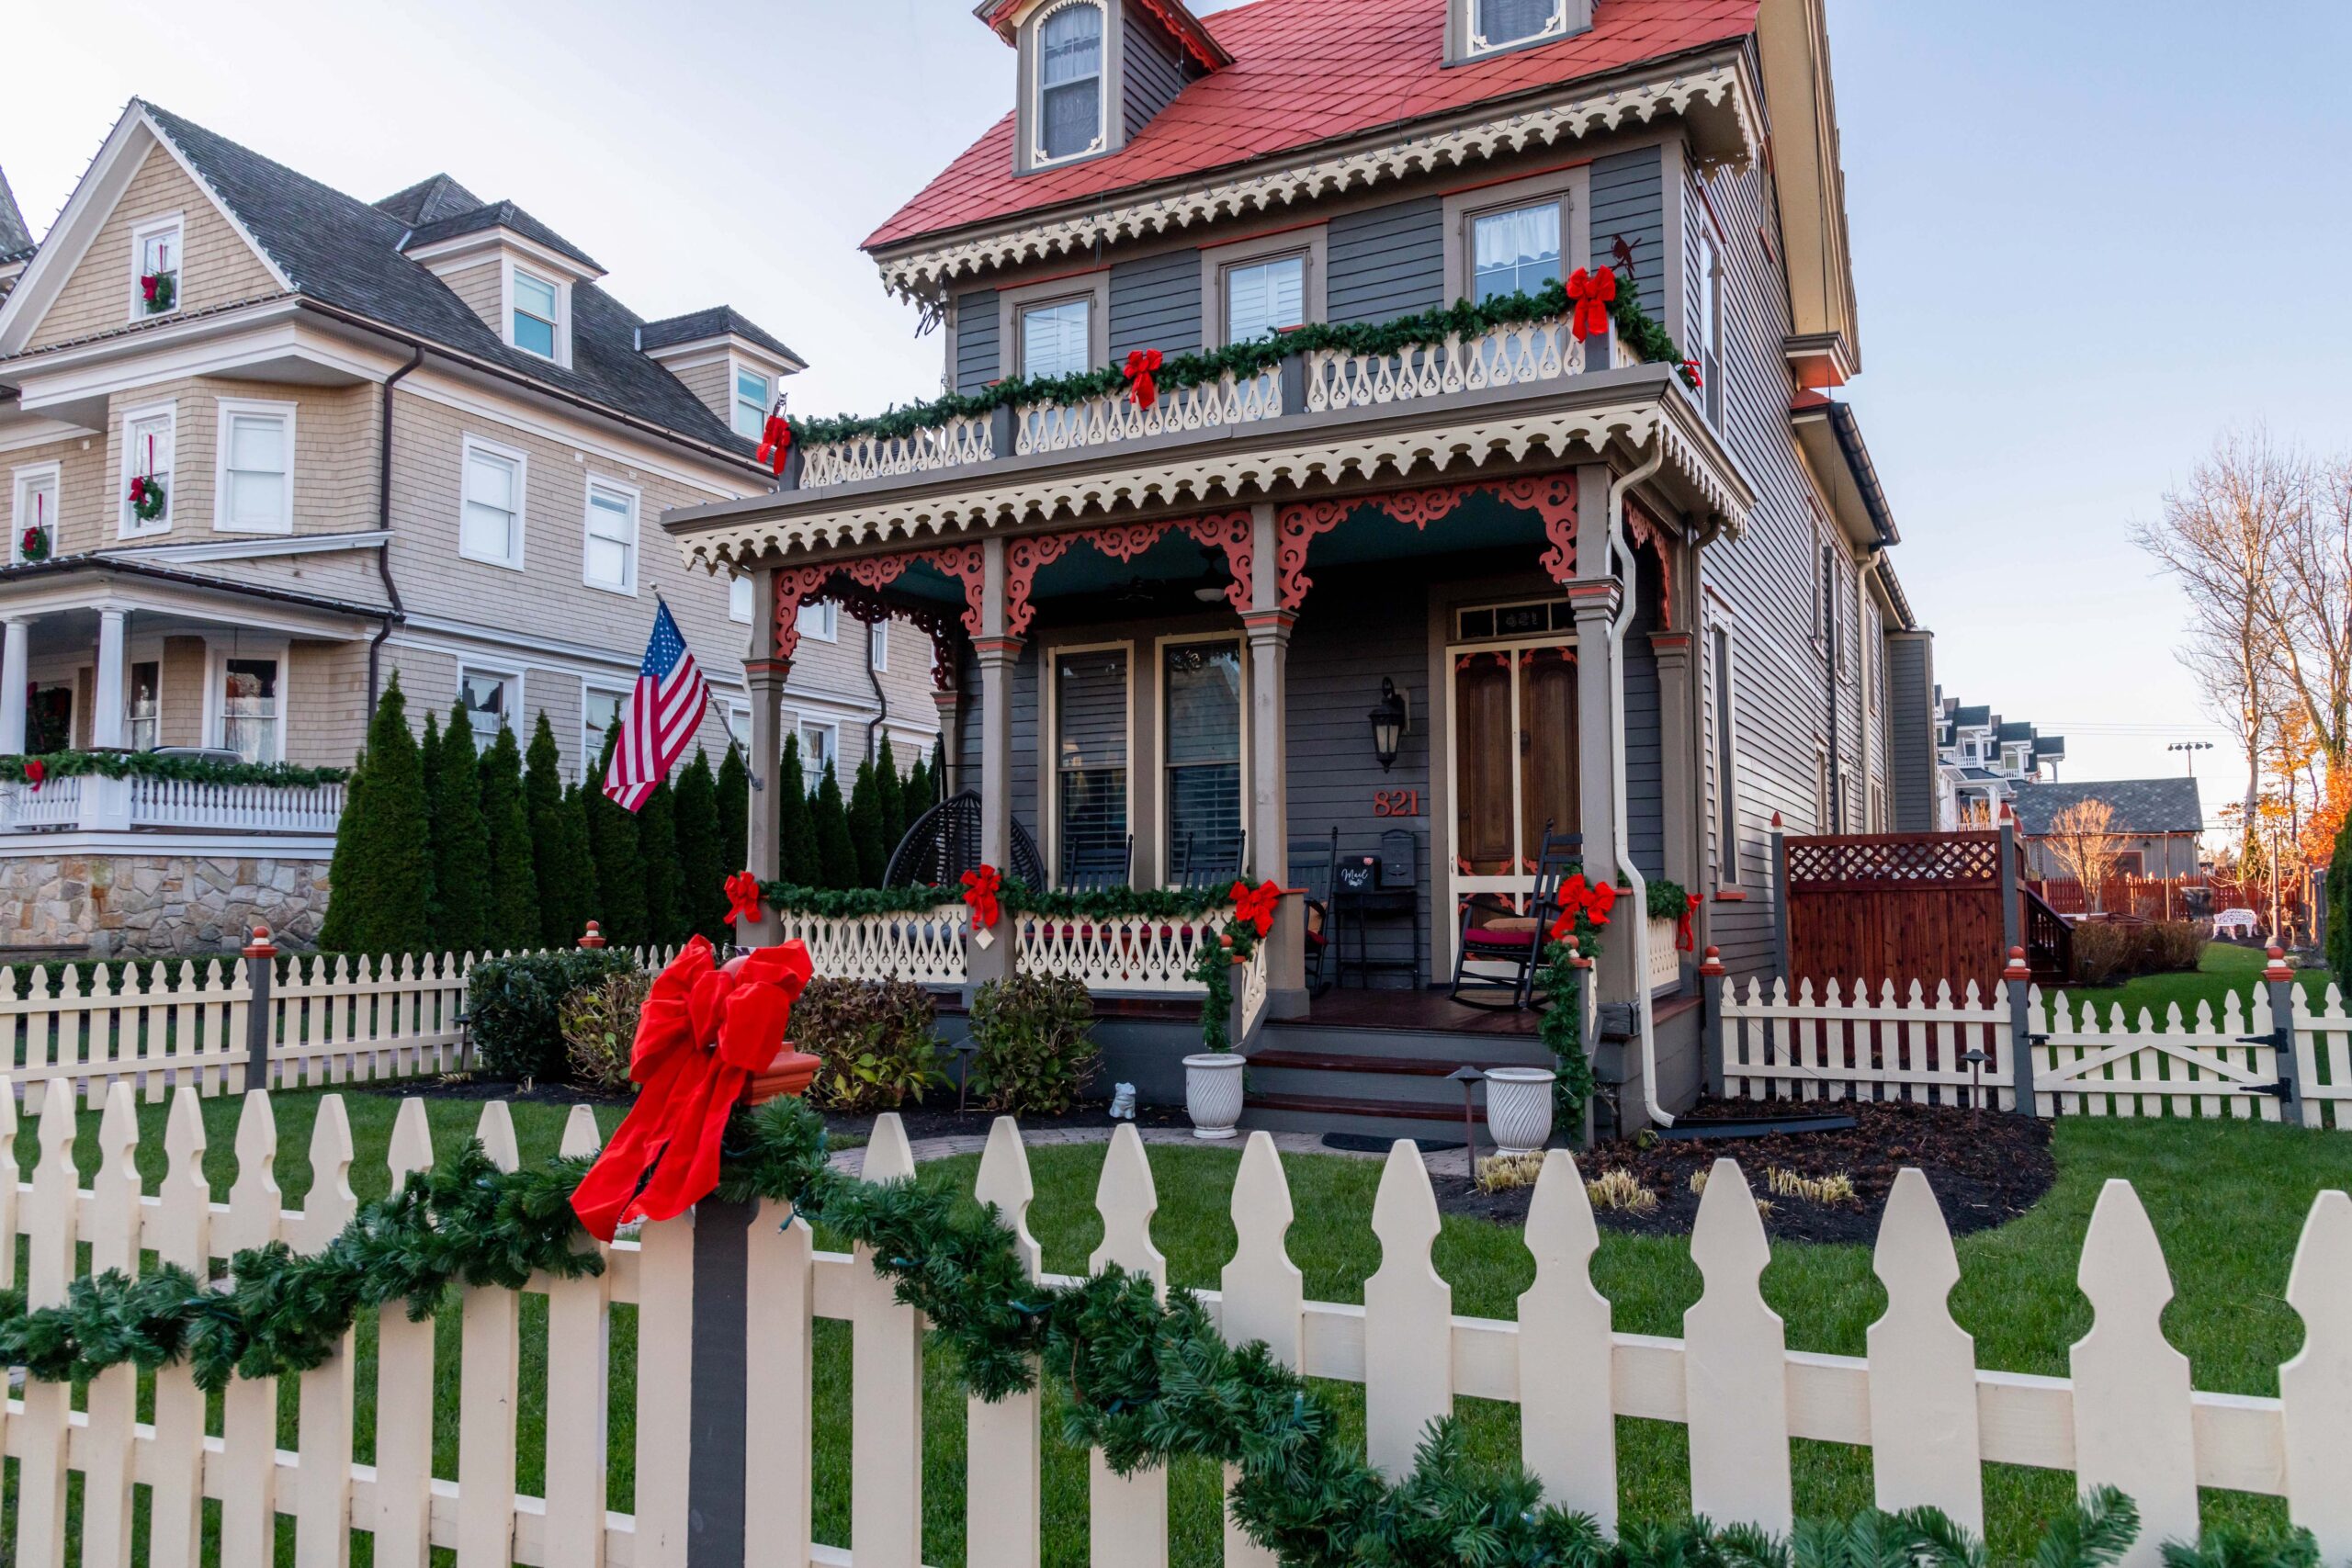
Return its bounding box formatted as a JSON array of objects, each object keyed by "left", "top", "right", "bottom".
[{"left": 1783, "top": 832, "right": 2001, "bottom": 891}]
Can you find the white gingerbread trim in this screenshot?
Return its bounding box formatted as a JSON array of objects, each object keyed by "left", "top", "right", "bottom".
[
  {"left": 874, "top": 60, "right": 1760, "bottom": 300},
  {"left": 673, "top": 391, "right": 1750, "bottom": 571}
]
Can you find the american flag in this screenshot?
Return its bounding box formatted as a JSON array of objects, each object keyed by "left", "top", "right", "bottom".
[{"left": 604, "top": 600, "right": 707, "bottom": 812}]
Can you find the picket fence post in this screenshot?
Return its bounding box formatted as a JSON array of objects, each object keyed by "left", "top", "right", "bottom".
[
  {"left": 296, "top": 1097, "right": 360, "bottom": 1568},
  {"left": 850, "top": 1114, "right": 924, "bottom": 1568},
  {"left": 220, "top": 1090, "right": 284, "bottom": 1566},
  {"left": 2004, "top": 947, "right": 2036, "bottom": 1113},
  {"left": 375, "top": 1099, "right": 439, "bottom": 1568},
  {"left": 746, "top": 1139, "right": 818, "bottom": 1568},
  {"left": 969, "top": 1119, "right": 1043, "bottom": 1568},
  {"left": 548, "top": 1106, "right": 616, "bottom": 1568},
  {"left": 1684, "top": 1158, "right": 1791, "bottom": 1534},
  {"left": 1365, "top": 1140, "right": 1451, "bottom": 1478},
  {"left": 2265, "top": 948, "right": 2304, "bottom": 1121},
  {"left": 2073, "top": 1179, "right": 2198, "bottom": 1565},
  {"left": 1091, "top": 1123, "right": 1170, "bottom": 1568},
  {"left": 1220, "top": 1131, "right": 1303, "bottom": 1568},
  {"left": 82, "top": 1083, "right": 144, "bottom": 1568},
  {"left": 17, "top": 1083, "right": 77, "bottom": 1568},
  {"left": 1519, "top": 1148, "right": 1614, "bottom": 1530},
  {"left": 2282, "top": 1190, "right": 2352, "bottom": 1557},
  {"left": 458, "top": 1102, "right": 524, "bottom": 1568},
  {"left": 243, "top": 923, "right": 277, "bottom": 1090},
  {"left": 150, "top": 1089, "right": 211, "bottom": 1568},
  {"left": 1867, "top": 1168, "right": 1981, "bottom": 1529}
]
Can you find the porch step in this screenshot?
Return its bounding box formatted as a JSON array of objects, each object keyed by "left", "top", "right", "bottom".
[
  {"left": 1245, "top": 1091, "right": 1486, "bottom": 1120},
  {"left": 1240, "top": 1091, "right": 1483, "bottom": 1147},
  {"left": 1243, "top": 1049, "right": 1469, "bottom": 1078},
  {"left": 1255, "top": 1022, "right": 1555, "bottom": 1070}
]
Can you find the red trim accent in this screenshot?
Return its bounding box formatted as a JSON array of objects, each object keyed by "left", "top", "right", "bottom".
[
  {"left": 917, "top": 543, "right": 988, "bottom": 639},
  {"left": 771, "top": 564, "right": 832, "bottom": 662},
  {"left": 1624, "top": 494, "right": 1676, "bottom": 629},
  {"left": 1712, "top": 888, "right": 1748, "bottom": 903},
  {"left": 1094, "top": 519, "right": 1170, "bottom": 563},
  {"left": 1275, "top": 498, "right": 1354, "bottom": 609},
  {"left": 1005, "top": 533, "right": 1077, "bottom": 637},
  {"left": 1278, "top": 477, "right": 1583, "bottom": 608},
  {"left": 1493, "top": 473, "right": 1579, "bottom": 582},
  {"left": 1178, "top": 508, "right": 1255, "bottom": 612}
]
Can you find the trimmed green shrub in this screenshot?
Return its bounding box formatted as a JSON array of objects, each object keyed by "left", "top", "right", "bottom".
[
  {"left": 525, "top": 714, "right": 589, "bottom": 949},
  {"left": 319, "top": 673, "right": 432, "bottom": 954},
  {"left": 469, "top": 948, "right": 640, "bottom": 1082},
  {"left": 968, "top": 973, "right": 1100, "bottom": 1116},
  {"left": 778, "top": 734, "right": 820, "bottom": 887},
  {"left": 585, "top": 721, "right": 648, "bottom": 945},
  {"left": 640, "top": 776, "right": 684, "bottom": 946},
  {"left": 901, "top": 750, "right": 933, "bottom": 844},
  {"left": 718, "top": 742, "right": 749, "bottom": 886},
  {"left": 796, "top": 976, "right": 944, "bottom": 1113},
  {"left": 811, "top": 761, "right": 858, "bottom": 890},
  {"left": 479, "top": 723, "right": 539, "bottom": 953},
  {"left": 874, "top": 736, "right": 907, "bottom": 868},
  {"left": 559, "top": 969, "right": 653, "bottom": 1094},
  {"left": 431, "top": 700, "right": 492, "bottom": 955},
  {"left": 673, "top": 750, "right": 726, "bottom": 943},
  {"left": 848, "top": 757, "right": 887, "bottom": 886}
]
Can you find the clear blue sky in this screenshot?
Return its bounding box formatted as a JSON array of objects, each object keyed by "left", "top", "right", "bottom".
[{"left": 7, "top": 0, "right": 2346, "bottom": 790}]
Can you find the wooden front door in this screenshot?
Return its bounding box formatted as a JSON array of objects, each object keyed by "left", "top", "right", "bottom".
[{"left": 1448, "top": 637, "right": 1579, "bottom": 940}]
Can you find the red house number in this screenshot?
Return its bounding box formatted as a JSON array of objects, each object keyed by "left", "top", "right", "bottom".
[{"left": 1374, "top": 789, "right": 1421, "bottom": 818}]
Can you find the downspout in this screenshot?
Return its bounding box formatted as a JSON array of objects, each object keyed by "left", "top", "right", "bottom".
[
  {"left": 366, "top": 344, "right": 424, "bottom": 718},
  {"left": 1608, "top": 435, "right": 1670, "bottom": 1130},
  {"left": 865, "top": 618, "right": 890, "bottom": 758}
]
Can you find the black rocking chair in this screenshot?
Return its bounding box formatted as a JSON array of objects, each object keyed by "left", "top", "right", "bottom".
[
  {"left": 1449, "top": 826, "right": 1584, "bottom": 1010},
  {"left": 1288, "top": 828, "right": 1340, "bottom": 996},
  {"left": 1061, "top": 836, "right": 1134, "bottom": 893}
]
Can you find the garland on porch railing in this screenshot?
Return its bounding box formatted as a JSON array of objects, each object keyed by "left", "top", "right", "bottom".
[
  {"left": 0, "top": 1086, "right": 2272, "bottom": 1567},
  {"left": 753, "top": 879, "right": 1244, "bottom": 923},
  {"left": 0, "top": 750, "right": 350, "bottom": 788},
  {"left": 1529, "top": 876, "right": 1690, "bottom": 1125},
  {"left": 789, "top": 274, "right": 1692, "bottom": 446}
]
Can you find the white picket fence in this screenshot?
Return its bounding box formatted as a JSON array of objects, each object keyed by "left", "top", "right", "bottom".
[
  {"left": 1719, "top": 976, "right": 2352, "bottom": 1129},
  {"left": 8, "top": 1089, "right": 2351, "bottom": 1567}
]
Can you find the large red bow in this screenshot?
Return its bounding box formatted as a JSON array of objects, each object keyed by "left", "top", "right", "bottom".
[
  {"left": 1124, "top": 349, "right": 1164, "bottom": 411},
  {"left": 1230, "top": 879, "right": 1283, "bottom": 939},
  {"left": 961, "top": 863, "right": 1002, "bottom": 929},
  {"left": 1566, "top": 267, "right": 1617, "bottom": 343},
  {"left": 724, "top": 871, "right": 764, "bottom": 927},
  {"left": 570, "top": 937, "right": 814, "bottom": 1243},
  {"left": 755, "top": 410, "right": 794, "bottom": 477},
  {"left": 1678, "top": 892, "right": 1702, "bottom": 953},
  {"left": 23, "top": 760, "right": 44, "bottom": 792},
  {"left": 1546, "top": 874, "right": 1622, "bottom": 942}
]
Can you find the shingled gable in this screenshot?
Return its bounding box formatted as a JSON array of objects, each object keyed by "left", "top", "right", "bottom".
[
  {"left": 0, "top": 101, "right": 763, "bottom": 461},
  {"left": 0, "top": 166, "right": 33, "bottom": 265},
  {"left": 2011, "top": 779, "right": 2207, "bottom": 839},
  {"left": 870, "top": 0, "right": 1758, "bottom": 254}
]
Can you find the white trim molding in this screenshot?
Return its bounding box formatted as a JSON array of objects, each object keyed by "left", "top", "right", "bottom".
[
  {"left": 873, "top": 58, "right": 1761, "bottom": 299},
  {"left": 103, "top": 528, "right": 390, "bottom": 566},
  {"left": 581, "top": 472, "right": 642, "bottom": 596},
  {"left": 10, "top": 461, "right": 62, "bottom": 565}
]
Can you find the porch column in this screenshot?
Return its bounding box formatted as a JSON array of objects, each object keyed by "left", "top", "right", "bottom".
[
  {"left": 0, "top": 617, "right": 28, "bottom": 753},
  {"left": 1651, "top": 631, "right": 1699, "bottom": 973},
  {"left": 92, "top": 608, "right": 129, "bottom": 749},
  {"left": 742, "top": 564, "right": 787, "bottom": 945},
  {"left": 932, "top": 685, "right": 959, "bottom": 796},
  {"left": 1243, "top": 610, "right": 1306, "bottom": 1019},
  {"left": 970, "top": 537, "right": 1018, "bottom": 988},
  {"left": 1569, "top": 461, "right": 1640, "bottom": 1016}
]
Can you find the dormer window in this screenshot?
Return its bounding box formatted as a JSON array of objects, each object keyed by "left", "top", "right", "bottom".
[
  {"left": 510, "top": 265, "right": 562, "bottom": 360},
  {"left": 131, "top": 216, "right": 184, "bottom": 319},
  {"left": 1036, "top": 1, "right": 1106, "bottom": 164},
  {"left": 1453, "top": 0, "right": 1589, "bottom": 62},
  {"left": 733, "top": 367, "right": 771, "bottom": 438}
]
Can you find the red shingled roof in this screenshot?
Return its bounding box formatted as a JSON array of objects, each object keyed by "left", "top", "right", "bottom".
[{"left": 868, "top": 0, "right": 1758, "bottom": 252}]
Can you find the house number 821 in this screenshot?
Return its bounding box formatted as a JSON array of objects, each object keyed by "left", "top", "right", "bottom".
[{"left": 1374, "top": 789, "right": 1421, "bottom": 818}]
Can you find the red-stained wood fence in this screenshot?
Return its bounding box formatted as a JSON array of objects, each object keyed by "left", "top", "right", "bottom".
[{"left": 1778, "top": 829, "right": 2069, "bottom": 992}]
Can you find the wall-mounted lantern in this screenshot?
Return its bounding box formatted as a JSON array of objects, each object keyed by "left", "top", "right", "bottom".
[{"left": 1370, "top": 678, "right": 1410, "bottom": 772}]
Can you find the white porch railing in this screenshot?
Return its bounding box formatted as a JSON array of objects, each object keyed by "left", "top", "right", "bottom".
[
  {"left": 0, "top": 775, "right": 83, "bottom": 829},
  {"left": 1012, "top": 908, "right": 1227, "bottom": 993},
  {"left": 129, "top": 776, "right": 345, "bottom": 833},
  {"left": 1015, "top": 370, "right": 1282, "bottom": 457},
  {"left": 1307, "top": 317, "right": 1630, "bottom": 412},
  {"left": 1645, "top": 914, "right": 1681, "bottom": 996},
  {"left": 774, "top": 906, "right": 970, "bottom": 988},
  {"left": 798, "top": 412, "right": 995, "bottom": 490}
]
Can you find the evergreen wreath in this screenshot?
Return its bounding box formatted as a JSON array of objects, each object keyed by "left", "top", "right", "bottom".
[
  {"left": 18, "top": 525, "right": 49, "bottom": 563},
  {"left": 128, "top": 474, "right": 167, "bottom": 524},
  {"left": 0, "top": 1090, "right": 2302, "bottom": 1567},
  {"left": 141, "top": 271, "right": 177, "bottom": 312}
]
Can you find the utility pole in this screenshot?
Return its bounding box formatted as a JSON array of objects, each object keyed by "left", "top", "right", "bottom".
[{"left": 2169, "top": 739, "right": 2212, "bottom": 778}]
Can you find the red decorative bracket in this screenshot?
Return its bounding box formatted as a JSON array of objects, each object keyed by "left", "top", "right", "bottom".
[
  {"left": 916, "top": 543, "right": 988, "bottom": 639},
  {"left": 1178, "top": 510, "right": 1254, "bottom": 613},
  {"left": 1275, "top": 499, "right": 1355, "bottom": 609},
  {"left": 1005, "top": 533, "right": 1077, "bottom": 638},
  {"left": 771, "top": 564, "right": 833, "bottom": 662},
  {"left": 1493, "top": 474, "right": 1580, "bottom": 584},
  {"left": 1276, "top": 474, "right": 1589, "bottom": 610}
]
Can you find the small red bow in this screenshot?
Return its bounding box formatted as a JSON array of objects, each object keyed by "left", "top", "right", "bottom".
[
  {"left": 569, "top": 937, "right": 814, "bottom": 1243},
  {"left": 1566, "top": 267, "right": 1617, "bottom": 343},
  {"left": 755, "top": 408, "right": 794, "bottom": 477},
  {"left": 723, "top": 871, "right": 764, "bottom": 927},
  {"left": 23, "top": 760, "right": 45, "bottom": 792},
  {"left": 1124, "top": 349, "right": 1164, "bottom": 411},
  {"left": 1679, "top": 359, "right": 1703, "bottom": 391},
  {"left": 141, "top": 274, "right": 161, "bottom": 304},
  {"left": 961, "top": 863, "right": 1003, "bottom": 929},
  {"left": 1230, "top": 879, "right": 1283, "bottom": 939},
  {"left": 129, "top": 477, "right": 148, "bottom": 503},
  {"left": 1678, "top": 893, "right": 1702, "bottom": 953}
]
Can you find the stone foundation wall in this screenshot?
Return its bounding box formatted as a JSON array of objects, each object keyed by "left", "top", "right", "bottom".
[{"left": 0, "top": 853, "right": 332, "bottom": 956}]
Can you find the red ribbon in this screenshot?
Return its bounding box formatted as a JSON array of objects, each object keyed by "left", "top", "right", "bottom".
[
  {"left": 1679, "top": 359, "right": 1703, "bottom": 391},
  {"left": 570, "top": 937, "right": 814, "bottom": 1243},
  {"left": 1124, "top": 349, "right": 1164, "bottom": 411},
  {"left": 1547, "top": 874, "right": 1622, "bottom": 942},
  {"left": 129, "top": 477, "right": 147, "bottom": 504},
  {"left": 961, "top": 863, "right": 1002, "bottom": 929},
  {"left": 723, "top": 871, "right": 764, "bottom": 927},
  {"left": 1566, "top": 266, "right": 1617, "bottom": 343},
  {"left": 755, "top": 410, "right": 794, "bottom": 477},
  {"left": 141, "top": 274, "right": 160, "bottom": 304},
  {"left": 1678, "top": 893, "right": 1702, "bottom": 953},
  {"left": 1230, "top": 879, "right": 1283, "bottom": 939},
  {"left": 23, "top": 760, "right": 44, "bottom": 792}
]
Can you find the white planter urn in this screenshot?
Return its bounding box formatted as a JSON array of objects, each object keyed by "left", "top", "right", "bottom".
[
  {"left": 1183, "top": 1053, "right": 1248, "bottom": 1141},
  {"left": 1484, "top": 1067, "right": 1557, "bottom": 1156}
]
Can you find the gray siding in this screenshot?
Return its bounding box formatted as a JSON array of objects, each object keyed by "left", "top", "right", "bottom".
[
  {"left": 1590, "top": 146, "right": 1665, "bottom": 313},
  {"left": 1887, "top": 633, "right": 1938, "bottom": 831},
  {"left": 1122, "top": 3, "right": 1190, "bottom": 138},
  {"left": 1328, "top": 197, "right": 1446, "bottom": 325},
  {"left": 1625, "top": 555, "right": 1667, "bottom": 879},
  {"left": 1109, "top": 248, "right": 1203, "bottom": 361},
  {"left": 954, "top": 288, "right": 1001, "bottom": 395}
]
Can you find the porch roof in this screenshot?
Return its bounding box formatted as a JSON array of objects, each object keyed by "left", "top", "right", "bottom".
[
  {"left": 0, "top": 554, "right": 392, "bottom": 637},
  {"left": 662, "top": 362, "right": 1752, "bottom": 575}
]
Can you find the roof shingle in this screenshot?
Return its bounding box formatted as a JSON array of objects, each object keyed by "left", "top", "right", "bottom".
[
  {"left": 2012, "top": 779, "right": 2206, "bottom": 838},
  {"left": 639, "top": 307, "right": 806, "bottom": 369}
]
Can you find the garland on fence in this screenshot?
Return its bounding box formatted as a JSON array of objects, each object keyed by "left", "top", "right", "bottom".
[
  {"left": 789, "top": 275, "right": 1692, "bottom": 446},
  {"left": 0, "top": 750, "right": 350, "bottom": 788},
  {"left": 0, "top": 1089, "right": 2312, "bottom": 1568}
]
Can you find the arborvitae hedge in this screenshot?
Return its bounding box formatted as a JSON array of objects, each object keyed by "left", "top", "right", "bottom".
[
  {"left": 478, "top": 724, "right": 540, "bottom": 953},
  {"left": 639, "top": 776, "right": 684, "bottom": 946},
  {"left": 848, "top": 758, "right": 886, "bottom": 887},
  {"left": 525, "top": 714, "right": 594, "bottom": 949},
  {"left": 431, "top": 700, "right": 492, "bottom": 956},
  {"left": 811, "top": 761, "right": 858, "bottom": 889},
  {"left": 2330, "top": 814, "right": 2352, "bottom": 984},
  {"left": 553, "top": 784, "right": 601, "bottom": 944},
  {"left": 318, "top": 674, "right": 432, "bottom": 953},
  {"left": 874, "top": 737, "right": 907, "bottom": 872},
  {"left": 778, "top": 734, "right": 820, "bottom": 887},
  {"left": 718, "top": 742, "right": 749, "bottom": 882},
  {"left": 901, "top": 750, "right": 933, "bottom": 844},
  {"left": 418, "top": 709, "right": 445, "bottom": 938},
  {"left": 673, "top": 750, "right": 726, "bottom": 943},
  {"left": 585, "top": 722, "right": 649, "bottom": 945}
]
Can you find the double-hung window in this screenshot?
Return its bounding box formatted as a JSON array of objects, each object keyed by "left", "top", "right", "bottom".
[
  {"left": 1020, "top": 298, "right": 1092, "bottom": 380},
  {"left": 216, "top": 400, "right": 294, "bottom": 534},
  {"left": 131, "top": 217, "right": 182, "bottom": 317},
  {"left": 1471, "top": 202, "right": 1563, "bottom": 304},
  {"left": 1472, "top": 0, "right": 1567, "bottom": 52},
  {"left": 1225, "top": 255, "right": 1306, "bottom": 344},
  {"left": 582, "top": 479, "right": 639, "bottom": 593},
  {"left": 220, "top": 658, "right": 280, "bottom": 763},
  {"left": 1712, "top": 624, "right": 1740, "bottom": 886},
  {"left": 511, "top": 267, "right": 560, "bottom": 359},
  {"left": 797, "top": 600, "right": 838, "bottom": 643},
  {"left": 127, "top": 661, "right": 161, "bottom": 752},
  {"left": 1692, "top": 226, "right": 1724, "bottom": 424},
  {"left": 733, "top": 367, "right": 770, "bottom": 439},
  {"left": 120, "top": 405, "right": 175, "bottom": 536},
  {"left": 459, "top": 669, "right": 516, "bottom": 744},
  {"left": 583, "top": 685, "right": 627, "bottom": 780},
  {"left": 1036, "top": 2, "right": 1105, "bottom": 164},
  {"left": 11, "top": 465, "right": 59, "bottom": 563},
  {"left": 730, "top": 574, "right": 754, "bottom": 623},
  {"left": 1056, "top": 649, "right": 1129, "bottom": 879},
  {"left": 1163, "top": 639, "right": 1244, "bottom": 884},
  {"left": 460, "top": 439, "right": 524, "bottom": 568},
  {"left": 799, "top": 719, "right": 839, "bottom": 779}
]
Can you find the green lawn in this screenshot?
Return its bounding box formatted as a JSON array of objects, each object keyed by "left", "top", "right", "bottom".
[
  {"left": 9, "top": 1089, "right": 2351, "bottom": 1564},
  {"left": 2059, "top": 941, "right": 2336, "bottom": 1020}
]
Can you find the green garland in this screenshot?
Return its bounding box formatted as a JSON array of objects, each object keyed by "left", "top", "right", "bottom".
[
  {"left": 1530, "top": 877, "right": 1686, "bottom": 1129},
  {"left": 759, "top": 883, "right": 970, "bottom": 918},
  {"left": 792, "top": 276, "right": 1690, "bottom": 446},
  {"left": 0, "top": 750, "right": 350, "bottom": 787},
  {"left": 759, "top": 879, "right": 1241, "bottom": 924},
  {"left": 1646, "top": 878, "right": 1690, "bottom": 922},
  {"left": 0, "top": 1093, "right": 2312, "bottom": 1568}
]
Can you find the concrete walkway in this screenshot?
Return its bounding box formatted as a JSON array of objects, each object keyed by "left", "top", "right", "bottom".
[{"left": 829, "top": 1122, "right": 1478, "bottom": 1179}]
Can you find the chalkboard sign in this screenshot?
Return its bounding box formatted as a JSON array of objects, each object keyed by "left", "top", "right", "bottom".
[{"left": 1336, "top": 855, "right": 1379, "bottom": 894}]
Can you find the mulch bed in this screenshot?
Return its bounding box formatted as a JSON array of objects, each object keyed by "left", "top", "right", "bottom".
[
  {"left": 371, "top": 1077, "right": 634, "bottom": 1109},
  {"left": 1434, "top": 1099, "right": 2054, "bottom": 1245}
]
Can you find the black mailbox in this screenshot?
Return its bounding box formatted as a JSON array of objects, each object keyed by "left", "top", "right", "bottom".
[{"left": 1376, "top": 829, "right": 1417, "bottom": 889}]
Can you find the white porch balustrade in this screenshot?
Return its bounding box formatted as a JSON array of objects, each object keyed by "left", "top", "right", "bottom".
[
  {"left": 797, "top": 412, "right": 996, "bottom": 491},
  {"left": 1015, "top": 370, "right": 1282, "bottom": 457},
  {"left": 775, "top": 905, "right": 972, "bottom": 988},
  {"left": 1306, "top": 317, "right": 1624, "bottom": 412},
  {"left": 0, "top": 774, "right": 345, "bottom": 835},
  {"left": 1012, "top": 908, "right": 1228, "bottom": 994},
  {"left": 0, "top": 775, "right": 84, "bottom": 829},
  {"left": 1646, "top": 914, "right": 1684, "bottom": 997}
]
